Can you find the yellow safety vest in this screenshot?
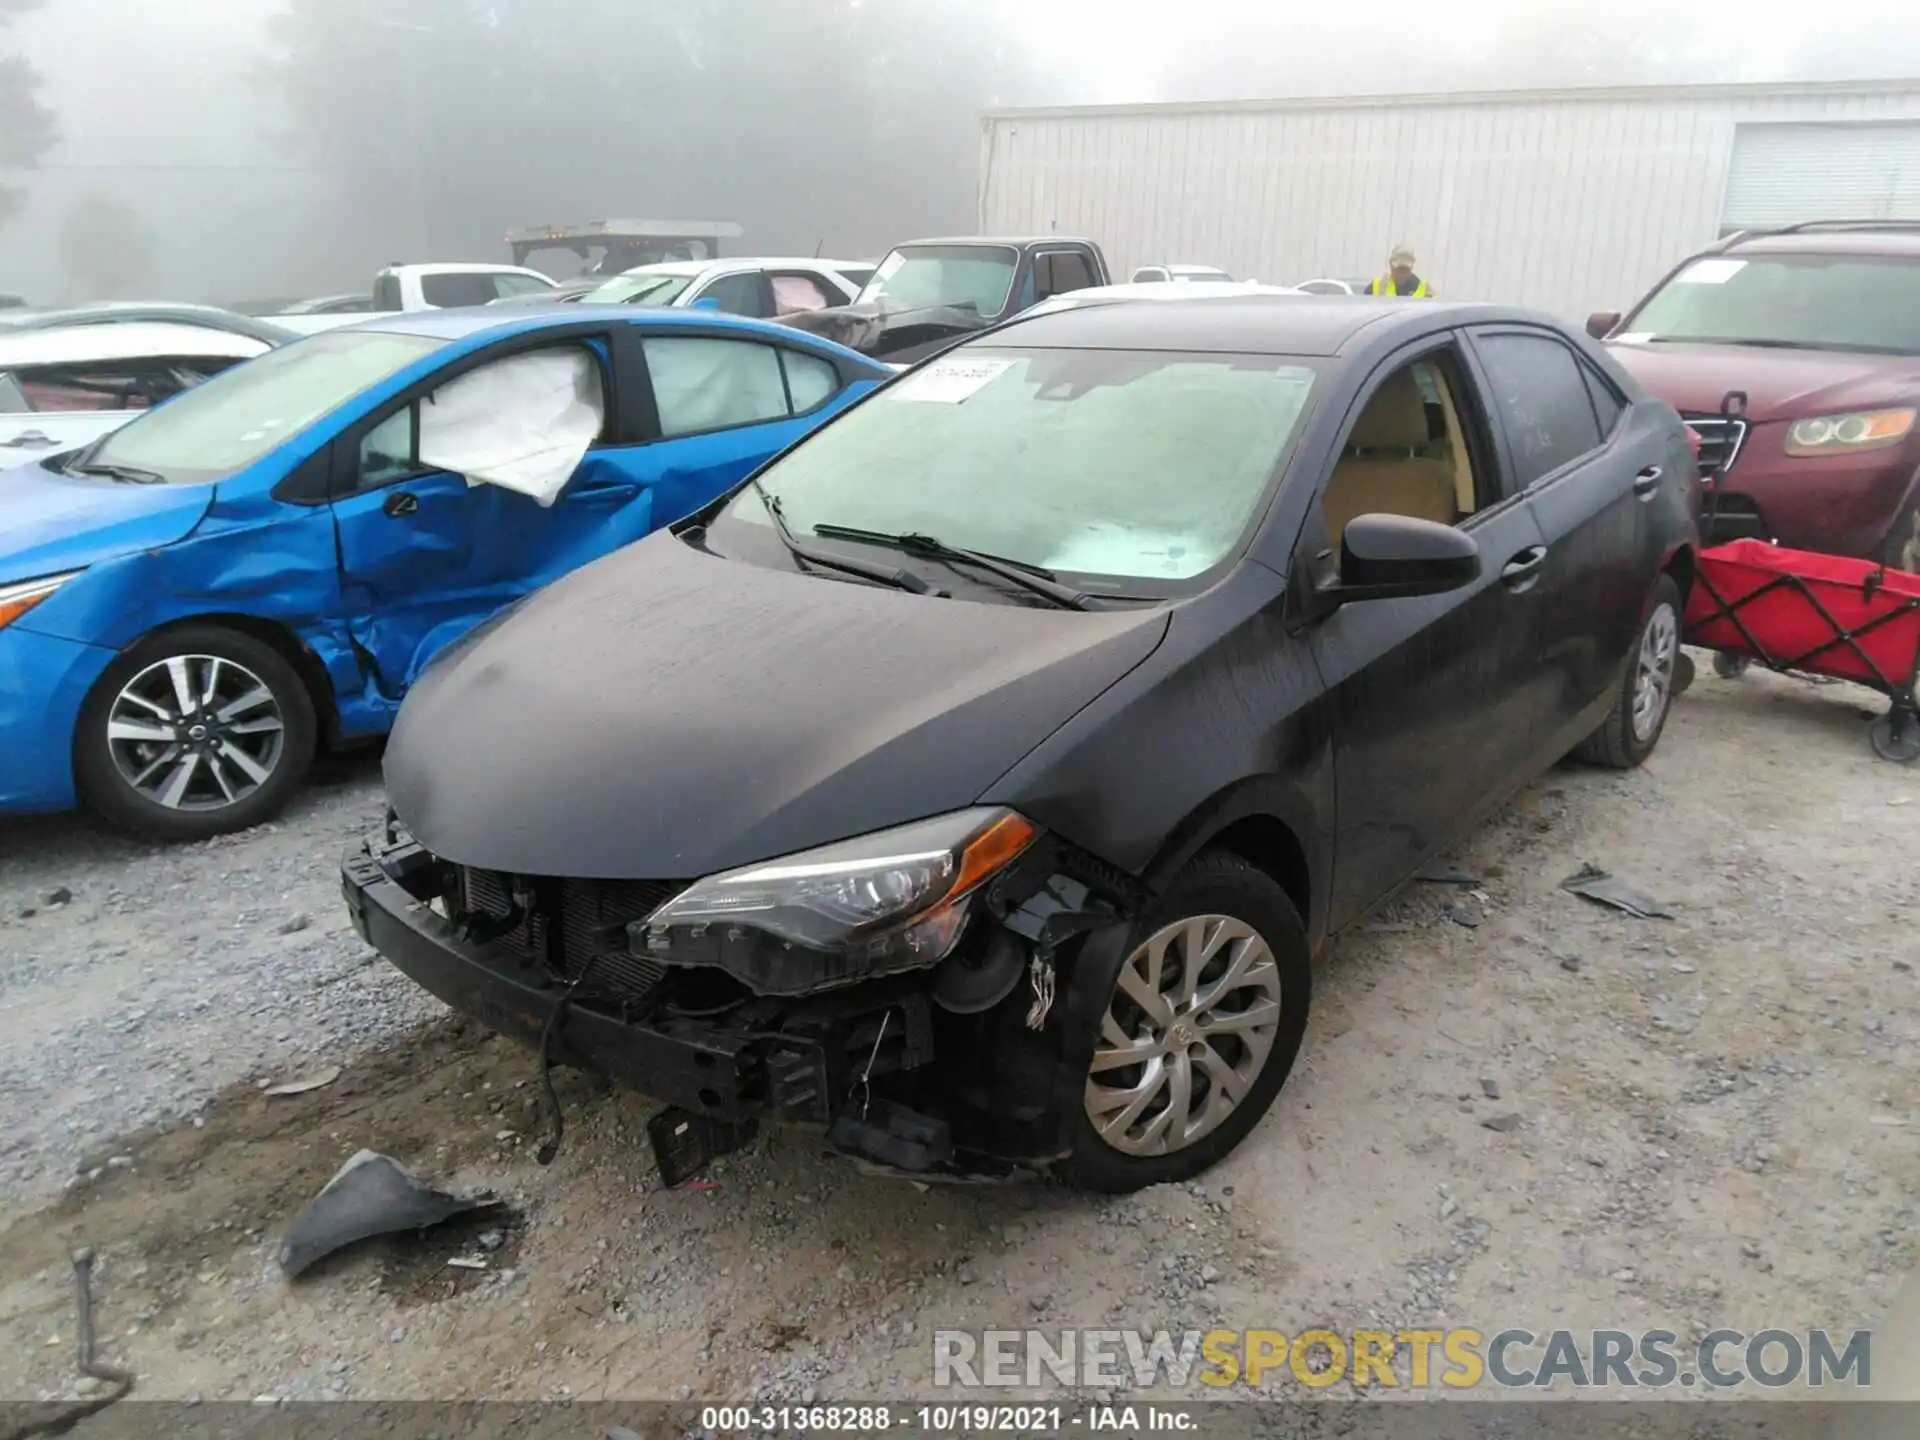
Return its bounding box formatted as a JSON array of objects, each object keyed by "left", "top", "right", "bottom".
[{"left": 1370, "top": 275, "right": 1432, "bottom": 297}]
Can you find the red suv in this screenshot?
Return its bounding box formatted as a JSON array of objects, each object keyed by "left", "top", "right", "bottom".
[{"left": 1588, "top": 222, "right": 1920, "bottom": 573}]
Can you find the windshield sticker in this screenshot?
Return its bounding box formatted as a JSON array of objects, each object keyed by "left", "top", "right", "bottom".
[
  {"left": 1675, "top": 259, "right": 1746, "bottom": 285},
  {"left": 892, "top": 357, "right": 1017, "bottom": 404}
]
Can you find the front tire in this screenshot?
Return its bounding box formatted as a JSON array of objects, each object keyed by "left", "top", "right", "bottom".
[
  {"left": 1573, "top": 575, "right": 1682, "bottom": 770},
  {"left": 1056, "top": 851, "right": 1311, "bottom": 1193},
  {"left": 74, "top": 624, "right": 317, "bottom": 841}
]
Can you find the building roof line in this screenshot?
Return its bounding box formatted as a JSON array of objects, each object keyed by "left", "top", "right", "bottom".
[{"left": 983, "top": 77, "right": 1920, "bottom": 124}]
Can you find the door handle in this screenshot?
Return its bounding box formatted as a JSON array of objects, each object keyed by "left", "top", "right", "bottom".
[
  {"left": 1633, "top": 465, "right": 1662, "bottom": 497},
  {"left": 1501, "top": 546, "right": 1548, "bottom": 591},
  {"left": 382, "top": 490, "right": 420, "bottom": 517}
]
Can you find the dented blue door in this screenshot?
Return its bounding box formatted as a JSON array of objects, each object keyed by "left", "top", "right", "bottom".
[{"left": 326, "top": 325, "right": 877, "bottom": 696}]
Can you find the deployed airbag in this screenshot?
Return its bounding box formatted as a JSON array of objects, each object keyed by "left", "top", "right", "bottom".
[{"left": 418, "top": 348, "right": 604, "bottom": 507}]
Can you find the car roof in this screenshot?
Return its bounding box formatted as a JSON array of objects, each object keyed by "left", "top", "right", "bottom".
[
  {"left": 1026, "top": 281, "right": 1303, "bottom": 316},
  {"left": 991, "top": 295, "right": 1547, "bottom": 356},
  {"left": 350, "top": 304, "right": 876, "bottom": 350},
  {"left": 381, "top": 262, "right": 555, "bottom": 277},
  {"left": 0, "top": 303, "right": 296, "bottom": 345},
  {"left": 1722, "top": 230, "right": 1920, "bottom": 259},
  {"left": 0, "top": 322, "right": 270, "bottom": 366},
  {"left": 610, "top": 257, "right": 864, "bottom": 280},
  {"left": 893, "top": 236, "right": 1096, "bottom": 250}
]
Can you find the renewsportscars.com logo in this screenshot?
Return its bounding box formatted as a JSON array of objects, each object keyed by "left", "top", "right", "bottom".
[{"left": 932, "top": 1328, "right": 1873, "bottom": 1391}]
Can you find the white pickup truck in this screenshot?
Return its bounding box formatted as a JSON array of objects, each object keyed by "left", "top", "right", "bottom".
[{"left": 370, "top": 262, "right": 560, "bottom": 312}]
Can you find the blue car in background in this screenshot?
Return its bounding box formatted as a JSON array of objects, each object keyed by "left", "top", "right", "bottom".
[{"left": 0, "top": 306, "right": 888, "bottom": 839}]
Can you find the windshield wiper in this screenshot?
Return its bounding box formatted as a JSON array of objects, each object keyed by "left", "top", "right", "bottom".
[
  {"left": 810, "top": 524, "right": 1091, "bottom": 610},
  {"left": 70, "top": 460, "right": 165, "bottom": 485},
  {"left": 749, "top": 481, "right": 940, "bottom": 597}
]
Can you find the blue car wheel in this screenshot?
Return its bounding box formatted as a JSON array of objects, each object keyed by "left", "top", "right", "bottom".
[{"left": 74, "top": 623, "right": 318, "bottom": 840}]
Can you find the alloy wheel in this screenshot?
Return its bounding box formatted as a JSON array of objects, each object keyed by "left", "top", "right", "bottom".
[
  {"left": 105, "top": 654, "right": 287, "bottom": 811},
  {"left": 1084, "top": 914, "right": 1283, "bottom": 1157},
  {"left": 1632, "top": 603, "right": 1679, "bottom": 743}
]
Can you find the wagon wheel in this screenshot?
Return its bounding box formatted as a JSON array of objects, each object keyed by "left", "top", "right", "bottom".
[{"left": 1868, "top": 711, "right": 1920, "bottom": 764}]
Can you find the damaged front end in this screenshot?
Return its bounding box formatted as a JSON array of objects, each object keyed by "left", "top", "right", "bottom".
[
  {"left": 341, "top": 808, "right": 1140, "bottom": 1185},
  {"left": 776, "top": 303, "right": 990, "bottom": 366}
]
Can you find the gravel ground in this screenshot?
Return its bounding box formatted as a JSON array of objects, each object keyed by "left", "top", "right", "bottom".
[{"left": 1, "top": 662, "right": 1915, "bottom": 1408}]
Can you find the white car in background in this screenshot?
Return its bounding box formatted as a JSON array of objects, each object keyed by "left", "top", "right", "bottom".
[
  {"left": 0, "top": 321, "right": 271, "bottom": 458},
  {"left": 371, "top": 262, "right": 561, "bottom": 312},
  {"left": 577, "top": 257, "right": 871, "bottom": 318},
  {"left": 1128, "top": 263, "right": 1239, "bottom": 284}
]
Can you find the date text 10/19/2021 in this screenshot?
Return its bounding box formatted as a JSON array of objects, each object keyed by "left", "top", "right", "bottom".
[{"left": 699, "top": 1406, "right": 1195, "bottom": 1433}]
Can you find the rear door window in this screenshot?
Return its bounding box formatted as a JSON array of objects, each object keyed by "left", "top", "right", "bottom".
[
  {"left": 1037, "top": 251, "right": 1097, "bottom": 300},
  {"left": 1581, "top": 363, "right": 1625, "bottom": 437},
  {"left": 693, "top": 272, "right": 768, "bottom": 317},
  {"left": 421, "top": 272, "right": 511, "bottom": 308},
  {"left": 1472, "top": 331, "right": 1605, "bottom": 489},
  {"left": 643, "top": 336, "right": 788, "bottom": 436},
  {"left": 770, "top": 273, "right": 836, "bottom": 314}
]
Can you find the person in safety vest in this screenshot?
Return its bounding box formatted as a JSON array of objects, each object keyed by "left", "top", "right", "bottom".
[{"left": 1369, "top": 246, "right": 1433, "bottom": 297}]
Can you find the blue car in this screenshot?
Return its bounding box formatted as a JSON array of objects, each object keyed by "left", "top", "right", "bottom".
[{"left": 0, "top": 306, "right": 887, "bottom": 838}]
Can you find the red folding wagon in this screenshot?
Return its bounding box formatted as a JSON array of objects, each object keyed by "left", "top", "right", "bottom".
[{"left": 1684, "top": 537, "right": 1920, "bottom": 762}]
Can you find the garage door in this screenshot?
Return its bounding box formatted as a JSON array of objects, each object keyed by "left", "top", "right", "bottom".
[{"left": 1721, "top": 122, "right": 1920, "bottom": 231}]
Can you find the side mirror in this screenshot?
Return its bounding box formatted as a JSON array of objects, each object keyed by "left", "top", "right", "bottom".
[
  {"left": 689, "top": 296, "right": 722, "bottom": 311},
  {"left": 1306, "top": 513, "right": 1480, "bottom": 619},
  {"left": 1586, "top": 310, "right": 1622, "bottom": 340}
]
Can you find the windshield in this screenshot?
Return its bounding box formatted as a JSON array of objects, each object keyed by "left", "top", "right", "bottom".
[
  {"left": 1625, "top": 253, "right": 1920, "bottom": 354},
  {"left": 86, "top": 329, "right": 446, "bottom": 484},
  {"left": 727, "top": 347, "right": 1318, "bottom": 588},
  {"left": 855, "top": 245, "right": 1019, "bottom": 315},
  {"left": 582, "top": 273, "right": 695, "bottom": 306}
]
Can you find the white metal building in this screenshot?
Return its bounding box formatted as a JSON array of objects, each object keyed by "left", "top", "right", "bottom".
[{"left": 978, "top": 80, "right": 1920, "bottom": 321}]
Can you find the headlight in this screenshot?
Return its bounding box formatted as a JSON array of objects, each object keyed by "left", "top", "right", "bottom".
[
  {"left": 635, "top": 808, "right": 1039, "bottom": 995},
  {"left": 1784, "top": 409, "right": 1915, "bottom": 457},
  {"left": 0, "top": 570, "right": 81, "bottom": 630}
]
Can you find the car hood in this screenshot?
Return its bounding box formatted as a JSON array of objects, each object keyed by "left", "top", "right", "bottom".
[
  {"left": 0, "top": 458, "right": 211, "bottom": 582},
  {"left": 384, "top": 533, "right": 1171, "bottom": 879},
  {"left": 1606, "top": 340, "right": 1920, "bottom": 422},
  {"left": 776, "top": 301, "right": 992, "bottom": 362}
]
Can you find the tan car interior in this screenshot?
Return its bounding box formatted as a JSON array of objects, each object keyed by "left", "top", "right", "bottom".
[{"left": 1321, "top": 358, "right": 1482, "bottom": 556}]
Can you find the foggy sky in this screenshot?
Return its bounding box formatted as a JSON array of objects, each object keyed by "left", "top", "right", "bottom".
[{"left": 2, "top": 0, "right": 1917, "bottom": 306}]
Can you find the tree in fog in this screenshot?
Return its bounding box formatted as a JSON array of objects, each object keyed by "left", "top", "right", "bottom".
[
  {"left": 0, "top": 0, "right": 54, "bottom": 229},
  {"left": 58, "top": 192, "right": 161, "bottom": 301},
  {"left": 265, "top": 0, "right": 1045, "bottom": 285}
]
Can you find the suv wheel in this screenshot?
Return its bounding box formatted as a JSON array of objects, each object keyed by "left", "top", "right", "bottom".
[
  {"left": 1057, "top": 851, "right": 1310, "bottom": 1193},
  {"left": 1573, "top": 575, "right": 1683, "bottom": 769},
  {"left": 75, "top": 624, "right": 317, "bottom": 841}
]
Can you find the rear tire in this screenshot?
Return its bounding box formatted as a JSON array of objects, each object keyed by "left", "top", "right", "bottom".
[
  {"left": 1573, "top": 575, "right": 1682, "bottom": 770},
  {"left": 74, "top": 624, "right": 317, "bottom": 841},
  {"left": 1056, "top": 851, "right": 1311, "bottom": 1193}
]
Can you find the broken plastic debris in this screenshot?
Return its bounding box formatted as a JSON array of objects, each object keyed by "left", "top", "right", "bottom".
[
  {"left": 446, "top": 1256, "right": 489, "bottom": 1271},
  {"left": 1560, "top": 864, "right": 1674, "bottom": 920},
  {"left": 262, "top": 1066, "right": 342, "bottom": 1098},
  {"left": 1416, "top": 865, "right": 1481, "bottom": 887},
  {"left": 278, "top": 1150, "right": 494, "bottom": 1279}
]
